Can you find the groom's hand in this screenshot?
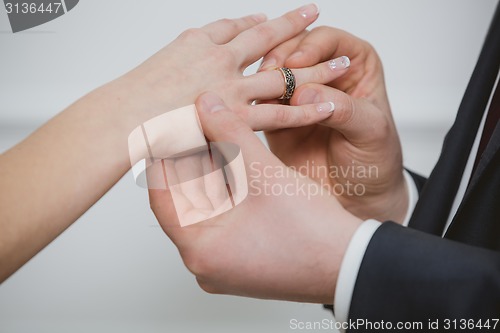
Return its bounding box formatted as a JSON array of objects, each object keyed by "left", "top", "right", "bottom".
[
  {"left": 260, "top": 27, "right": 408, "bottom": 223},
  {"left": 149, "top": 92, "right": 361, "bottom": 304}
]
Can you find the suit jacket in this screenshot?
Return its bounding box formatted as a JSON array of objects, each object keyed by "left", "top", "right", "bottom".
[{"left": 347, "top": 3, "right": 500, "bottom": 328}]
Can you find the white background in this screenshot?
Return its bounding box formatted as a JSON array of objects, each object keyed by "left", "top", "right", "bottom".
[{"left": 0, "top": 0, "right": 497, "bottom": 332}]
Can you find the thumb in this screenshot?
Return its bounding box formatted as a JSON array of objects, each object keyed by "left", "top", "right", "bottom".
[
  {"left": 293, "top": 84, "right": 385, "bottom": 143},
  {"left": 196, "top": 92, "right": 268, "bottom": 162}
]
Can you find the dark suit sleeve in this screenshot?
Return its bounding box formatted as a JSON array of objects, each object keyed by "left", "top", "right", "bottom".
[
  {"left": 405, "top": 169, "right": 427, "bottom": 193},
  {"left": 323, "top": 169, "right": 427, "bottom": 315},
  {"left": 348, "top": 222, "right": 500, "bottom": 328}
]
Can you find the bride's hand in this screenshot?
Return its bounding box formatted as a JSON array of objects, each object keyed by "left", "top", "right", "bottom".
[{"left": 115, "top": 4, "right": 350, "bottom": 131}]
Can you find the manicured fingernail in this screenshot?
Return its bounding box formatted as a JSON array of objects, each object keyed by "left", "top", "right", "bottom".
[
  {"left": 252, "top": 13, "right": 267, "bottom": 23},
  {"left": 259, "top": 57, "right": 276, "bottom": 71},
  {"left": 201, "top": 92, "right": 226, "bottom": 113},
  {"left": 297, "top": 87, "right": 319, "bottom": 105},
  {"left": 316, "top": 102, "right": 335, "bottom": 113},
  {"left": 329, "top": 56, "right": 350, "bottom": 70},
  {"left": 299, "top": 3, "right": 320, "bottom": 19},
  {"left": 288, "top": 51, "right": 303, "bottom": 61}
]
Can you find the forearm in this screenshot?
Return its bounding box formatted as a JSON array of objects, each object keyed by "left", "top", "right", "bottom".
[
  {"left": 0, "top": 4, "right": 330, "bottom": 282},
  {"left": 0, "top": 77, "right": 160, "bottom": 282}
]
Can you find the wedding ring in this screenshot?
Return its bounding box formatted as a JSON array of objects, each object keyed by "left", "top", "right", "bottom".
[{"left": 276, "top": 67, "right": 296, "bottom": 100}]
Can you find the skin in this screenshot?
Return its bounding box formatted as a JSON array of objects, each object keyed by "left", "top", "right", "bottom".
[
  {"left": 148, "top": 27, "right": 409, "bottom": 305},
  {"left": 149, "top": 92, "right": 362, "bottom": 304},
  {"left": 1, "top": 5, "right": 407, "bottom": 306},
  {"left": 0, "top": 4, "right": 346, "bottom": 283},
  {"left": 261, "top": 27, "right": 408, "bottom": 223}
]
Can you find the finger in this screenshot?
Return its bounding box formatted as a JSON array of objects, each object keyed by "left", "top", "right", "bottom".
[
  {"left": 229, "top": 3, "right": 319, "bottom": 67},
  {"left": 162, "top": 159, "right": 194, "bottom": 222},
  {"left": 148, "top": 160, "right": 186, "bottom": 238},
  {"left": 202, "top": 13, "right": 267, "bottom": 44},
  {"left": 152, "top": 157, "right": 216, "bottom": 230},
  {"left": 284, "top": 26, "right": 364, "bottom": 68},
  {"left": 245, "top": 102, "right": 334, "bottom": 131},
  {"left": 201, "top": 150, "right": 230, "bottom": 211},
  {"left": 196, "top": 92, "right": 269, "bottom": 163},
  {"left": 292, "top": 84, "right": 384, "bottom": 142},
  {"left": 174, "top": 154, "right": 214, "bottom": 211},
  {"left": 245, "top": 56, "right": 350, "bottom": 101},
  {"left": 257, "top": 31, "right": 308, "bottom": 71}
]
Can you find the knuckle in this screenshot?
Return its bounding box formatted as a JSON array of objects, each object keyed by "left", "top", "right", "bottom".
[
  {"left": 252, "top": 23, "right": 275, "bottom": 44},
  {"left": 335, "top": 94, "right": 356, "bottom": 125},
  {"left": 294, "top": 107, "right": 311, "bottom": 127},
  {"left": 220, "top": 18, "right": 239, "bottom": 33},
  {"left": 181, "top": 248, "right": 210, "bottom": 277},
  {"left": 179, "top": 28, "right": 204, "bottom": 40},
  {"left": 313, "top": 65, "right": 328, "bottom": 83},
  {"left": 274, "top": 107, "right": 290, "bottom": 124},
  {"left": 244, "top": 15, "right": 259, "bottom": 26},
  {"left": 298, "top": 41, "right": 321, "bottom": 59},
  {"left": 311, "top": 25, "right": 334, "bottom": 35},
  {"left": 361, "top": 39, "right": 376, "bottom": 52},
  {"left": 217, "top": 115, "right": 249, "bottom": 140},
  {"left": 283, "top": 12, "right": 298, "bottom": 27},
  {"left": 197, "top": 277, "right": 219, "bottom": 294}
]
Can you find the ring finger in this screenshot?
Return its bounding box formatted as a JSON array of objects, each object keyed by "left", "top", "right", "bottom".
[
  {"left": 244, "top": 56, "right": 351, "bottom": 101},
  {"left": 257, "top": 30, "right": 308, "bottom": 71}
]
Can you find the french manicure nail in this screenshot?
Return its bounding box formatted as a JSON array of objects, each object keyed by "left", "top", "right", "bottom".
[
  {"left": 316, "top": 102, "right": 335, "bottom": 113},
  {"left": 329, "top": 56, "right": 351, "bottom": 70},
  {"left": 299, "top": 3, "right": 320, "bottom": 19}
]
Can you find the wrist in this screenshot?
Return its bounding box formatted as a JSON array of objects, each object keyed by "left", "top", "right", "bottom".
[
  {"left": 380, "top": 174, "right": 409, "bottom": 223},
  {"left": 341, "top": 171, "right": 408, "bottom": 223},
  {"left": 104, "top": 74, "right": 180, "bottom": 130},
  {"left": 322, "top": 206, "right": 363, "bottom": 304}
]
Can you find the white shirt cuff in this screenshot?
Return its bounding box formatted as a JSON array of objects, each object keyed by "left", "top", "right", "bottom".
[
  {"left": 333, "top": 171, "right": 419, "bottom": 330},
  {"left": 333, "top": 219, "right": 381, "bottom": 331},
  {"left": 402, "top": 170, "right": 419, "bottom": 227}
]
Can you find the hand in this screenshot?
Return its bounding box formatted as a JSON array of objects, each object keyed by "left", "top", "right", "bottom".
[
  {"left": 148, "top": 92, "right": 361, "bottom": 304},
  {"left": 114, "top": 4, "right": 348, "bottom": 132},
  {"left": 259, "top": 27, "right": 407, "bottom": 222},
  {"left": 0, "top": 6, "right": 361, "bottom": 283}
]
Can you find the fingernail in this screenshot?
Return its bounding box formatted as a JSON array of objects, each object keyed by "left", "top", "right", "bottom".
[
  {"left": 329, "top": 56, "right": 350, "bottom": 70},
  {"left": 316, "top": 102, "right": 335, "bottom": 113},
  {"left": 201, "top": 92, "right": 226, "bottom": 113},
  {"left": 252, "top": 13, "right": 267, "bottom": 23},
  {"left": 288, "top": 51, "right": 303, "bottom": 61},
  {"left": 297, "top": 87, "right": 319, "bottom": 105},
  {"left": 259, "top": 57, "right": 276, "bottom": 71},
  {"left": 299, "top": 3, "right": 320, "bottom": 19}
]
